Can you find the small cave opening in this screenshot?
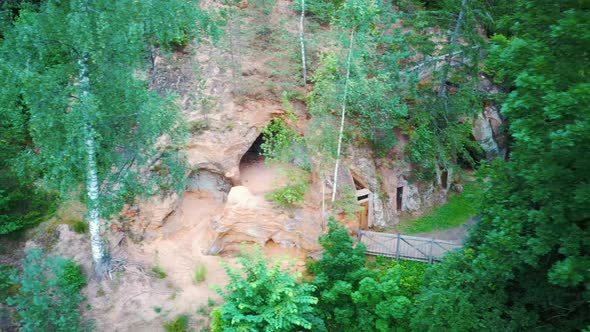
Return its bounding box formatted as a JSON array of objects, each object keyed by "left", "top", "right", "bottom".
[
  {"left": 240, "top": 133, "right": 266, "bottom": 170},
  {"left": 396, "top": 186, "right": 404, "bottom": 212}
]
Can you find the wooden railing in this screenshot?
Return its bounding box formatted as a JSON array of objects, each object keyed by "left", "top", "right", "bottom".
[{"left": 358, "top": 230, "right": 463, "bottom": 263}]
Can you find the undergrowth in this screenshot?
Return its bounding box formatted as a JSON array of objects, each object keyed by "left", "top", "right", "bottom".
[{"left": 164, "top": 314, "right": 189, "bottom": 332}]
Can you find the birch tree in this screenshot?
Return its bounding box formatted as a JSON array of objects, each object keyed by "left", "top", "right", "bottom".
[
  {"left": 299, "top": 0, "right": 307, "bottom": 84},
  {"left": 0, "top": 0, "right": 213, "bottom": 275},
  {"left": 329, "top": 0, "right": 380, "bottom": 202}
]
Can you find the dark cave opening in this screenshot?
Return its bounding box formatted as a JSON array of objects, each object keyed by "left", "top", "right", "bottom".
[{"left": 240, "top": 134, "right": 265, "bottom": 166}]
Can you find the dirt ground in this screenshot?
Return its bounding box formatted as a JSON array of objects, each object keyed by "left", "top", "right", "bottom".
[{"left": 414, "top": 217, "right": 477, "bottom": 242}]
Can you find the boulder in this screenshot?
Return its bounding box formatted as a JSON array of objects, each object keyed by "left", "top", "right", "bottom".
[{"left": 205, "top": 186, "right": 322, "bottom": 255}]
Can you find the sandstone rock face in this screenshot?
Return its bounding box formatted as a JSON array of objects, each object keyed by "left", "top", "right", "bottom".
[
  {"left": 473, "top": 105, "right": 506, "bottom": 159},
  {"left": 205, "top": 186, "right": 322, "bottom": 255},
  {"left": 186, "top": 169, "right": 232, "bottom": 202},
  {"left": 134, "top": 193, "right": 181, "bottom": 235}
]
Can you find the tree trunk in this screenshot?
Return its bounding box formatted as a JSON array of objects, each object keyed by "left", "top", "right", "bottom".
[
  {"left": 331, "top": 29, "right": 355, "bottom": 203},
  {"left": 78, "top": 55, "right": 110, "bottom": 275},
  {"left": 438, "top": 0, "right": 467, "bottom": 98},
  {"left": 299, "top": 0, "right": 307, "bottom": 84}
]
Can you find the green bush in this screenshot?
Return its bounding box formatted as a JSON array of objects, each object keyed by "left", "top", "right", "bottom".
[
  {"left": 151, "top": 265, "right": 167, "bottom": 279},
  {"left": 193, "top": 262, "right": 207, "bottom": 284},
  {"left": 0, "top": 264, "right": 17, "bottom": 301},
  {"left": 0, "top": 172, "right": 57, "bottom": 235},
  {"left": 310, "top": 219, "right": 414, "bottom": 331},
  {"left": 8, "top": 249, "right": 87, "bottom": 332},
  {"left": 189, "top": 119, "right": 209, "bottom": 135},
  {"left": 261, "top": 117, "right": 302, "bottom": 163},
  {"left": 266, "top": 169, "right": 309, "bottom": 208},
  {"left": 72, "top": 220, "right": 88, "bottom": 234},
  {"left": 216, "top": 245, "right": 323, "bottom": 331},
  {"left": 163, "top": 314, "right": 189, "bottom": 332},
  {"left": 209, "top": 307, "right": 223, "bottom": 332}
]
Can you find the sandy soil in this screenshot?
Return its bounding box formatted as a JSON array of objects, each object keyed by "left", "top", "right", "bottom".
[
  {"left": 239, "top": 155, "right": 290, "bottom": 195},
  {"left": 81, "top": 192, "right": 228, "bottom": 331}
]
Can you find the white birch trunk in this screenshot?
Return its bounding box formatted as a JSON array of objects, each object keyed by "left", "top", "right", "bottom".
[
  {"left": 331, "top": 29, "right": 355, "bottom": 203},
  {"left": 299, "top": 0, "right": 307, "bottom": 84},
  {"left": 79, "top": 55, "right": 109, "bottom": 274}
]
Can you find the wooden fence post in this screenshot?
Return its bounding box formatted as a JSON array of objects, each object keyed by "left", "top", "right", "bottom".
[
  {"left": 396, "top": 233, "right": 401, "bottom": 260},
  {"left": 428, "top": 238, "right": 434, "bottom": 264}
]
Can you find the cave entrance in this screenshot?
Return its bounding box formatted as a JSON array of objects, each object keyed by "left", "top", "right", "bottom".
[
  {"left": 240, "top": 133, "right": 265, "bottom": 166},
  {"left": 351, "top": 173, "right": 371, "bottom": 230},
  {"left": 239, "top": 133, "right": 282, "bottom": 195},
  {"left": 441, "top": 170, "right": 448, "bottom": 189},
  {"left": 396, "top": 186, "right": 404, "bottom": 212}
]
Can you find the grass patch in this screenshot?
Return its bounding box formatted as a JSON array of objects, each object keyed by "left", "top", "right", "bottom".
[
  {"left": 397, "top": 182, "right": 481, "bottom": 235},
  {"left": 193, "top": 262, "right": 207, "bottom": 284},
  {"left": 55, "top": 219, "right": 88, "bottom": 234},
  {"left": 151, "top": 265, "right": 167, "bottom": 279},
  {"left": 164, "top": 314, "right": 189, "bottom": 332}
]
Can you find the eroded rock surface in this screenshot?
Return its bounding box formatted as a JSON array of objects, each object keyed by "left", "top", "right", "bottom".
[{"left": 205, "top": 186, "right": 322, "bottom": 255}]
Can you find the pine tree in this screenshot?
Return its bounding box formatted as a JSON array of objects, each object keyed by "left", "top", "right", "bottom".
[{"left": 0, "top": 0, "right": 214, "bottom": 275}]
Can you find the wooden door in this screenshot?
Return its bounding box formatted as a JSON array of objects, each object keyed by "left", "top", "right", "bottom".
[{"left": 358, "top": 202, "right": 369, "bottom": 230}]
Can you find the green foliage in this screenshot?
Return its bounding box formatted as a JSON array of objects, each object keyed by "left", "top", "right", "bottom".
[
  {"left": 8, "top": 249, "right": 87, "bottom": 332},
  {"left": 307, "top": 2, "right": 412, "bottom": 158},
  {"left": 164, "top": 314, "right": 190, "bottom": 332},
  {"left": 0, "top": 264, "right": 17, "bottom": 301},
  {"left": 261, "top": 117, "right": 302, "bottom": 163},
  {"left": 331, "top": 184, "right": 361, "bottom": 216},
  {"left": 72, "top": 221, "right": 87, "bottom": 234},
  {"left": 370, "top": 258, "right": 427, "bottom": 299},
  {"left": 413, "top": 2, "right": 590, "bottom": 330},
  {"left": 193, "top": 262, "right": 207, "bottom": 284},
  {"left": 209, "top": 307, "right": 223, "bottom": 332},
  {"left": 0, "top": 169, "right": 57, "bottom": 235},
  {"left": 216, "top": 245, "right": 323, "bottom": 331},
  {"left": 403, "top": 0, "right": 487, "bottom": 180},
  {"left": 0, "top": 0, "right": 216, "bottom": 226},
  {"left": 189, "top": 119, "right": 210, "bottom": 135},
  {"left": 397, "top": 182, "right": 480, "bottom": 234},
  {"left": 293, "top": 0, "right": 345, "bottom": 24},
  {"left": 151, "top": 265, "right": 167, "bottom": 279},
  {"left": 266, "top": 168, "right": 309, "bottom": 208},
  {"left": 310, "top": 219, "right": 414, "bottom": 331}
]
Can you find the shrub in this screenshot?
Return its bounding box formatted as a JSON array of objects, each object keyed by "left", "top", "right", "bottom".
[
  {"left": 266, "top": 168, "right": 309, "bottom": 208},
  {"left": 0, "top": 174, "right": 57, "bottom": 235},
  {"left": 215, "top": 245, "right": 323, "bottom": 331},
  {"left": 261, "top": 117, "right": 302, "bottom": 163},
  {"left": 151, "top": 265, "right": 167, "bottom": 279},
  {"left": 0, "top": 265, "right": 17, "bottom": 301},
  {"left": 209, "top": 307, "right": 223, "bottom": 332},
  {"left": 8, "top": 249, "right": 86, "bottom": 332},
  {"left": 310, "top": 219, "right": 414, "bottom": 331},
  {"left": 164, "top": 314, "right": 189, "bottom": 332},
  {"left": 189, "top": 119, "right": 209, "bottom": 135},
  {"left": 193, "top": 262, "right": 207, "bottom": 284},
  {"left": 71, "top": 220, "right": 88, "bottom": 234}
]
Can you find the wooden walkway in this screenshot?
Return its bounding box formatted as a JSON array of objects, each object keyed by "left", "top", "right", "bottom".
[{"left": 358, "top": 230, "right": 463, "bottom": 263}]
